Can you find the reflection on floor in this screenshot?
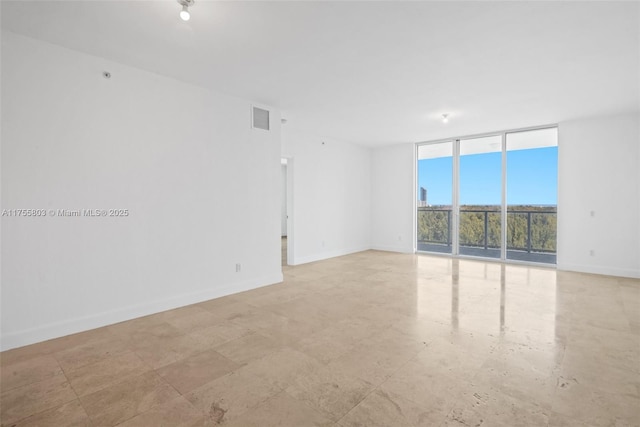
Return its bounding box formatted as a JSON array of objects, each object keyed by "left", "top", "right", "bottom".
[{"left": 1, "top": 251, "right": 638, "bottom": 426}]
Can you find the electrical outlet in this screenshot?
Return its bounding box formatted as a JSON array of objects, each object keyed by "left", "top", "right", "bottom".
[
  {"left": 589, "top": 250, "right": 595, "bottom": 256},
  {"left": 236, "top": 263, "right": 241, "bottom": 272}
]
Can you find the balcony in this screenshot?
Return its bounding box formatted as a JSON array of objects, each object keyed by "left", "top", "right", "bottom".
[{"left": 417, "top": 207, "right": 557, "bottom": 264}]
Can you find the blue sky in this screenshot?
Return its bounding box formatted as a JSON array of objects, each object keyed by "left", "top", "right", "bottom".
[{"left": 418, "top": 146, "right": 557, "bottom": 206}]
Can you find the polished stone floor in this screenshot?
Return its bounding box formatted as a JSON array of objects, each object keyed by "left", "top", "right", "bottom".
[{"left": 1, "top": 251, "right": 638, "bottom": 426}]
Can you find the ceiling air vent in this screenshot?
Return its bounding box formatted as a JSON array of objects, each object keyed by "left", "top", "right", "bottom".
[{"left": 252, "top": 106, "right": 270, "bottom": 131}]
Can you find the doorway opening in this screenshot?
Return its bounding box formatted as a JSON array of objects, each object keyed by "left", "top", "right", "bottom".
[
  {"left": 280, "top": 157, "right": 293, "bottom": 266},
  {"left": 281, "top": 158, "right": 288, "bottom": 266}
]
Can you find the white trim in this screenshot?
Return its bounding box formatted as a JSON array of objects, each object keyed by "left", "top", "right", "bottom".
[
  {"left": 415, "top": 123, "right": 558, "bottom": 145},
  {"left": 291, "top": 246, "right": 371, "bottom": 266},
  {"left": 0, "top": 273, "right": 284, "bottom": 352},
  {"left": 501, "top": 133, "right": 507, "bottom": 259},
  {"left": 452, "top": 139, "right": 459, "bottom": 255},
  {"left": 371, "top": 244, "right": 414, "bottom": 254},
  {"left": 412, "top": 145, "right": 417, "bottom": 252},
  {"left": 557, "top": 263, "right": 640, "bottom": 279}
]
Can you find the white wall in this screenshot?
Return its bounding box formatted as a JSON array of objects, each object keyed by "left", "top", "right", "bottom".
[
  {"left": 557, "top": 112, "right": 640, "bottom": 278},
  {"left": 370, "top": 144, "right": 415, "bottom": 253},
  {"left": 1, "top": 32, "right": 283, "bottom": 350},
  {"left": 281, "top": 129, "right": 371, "bottom": 264}
]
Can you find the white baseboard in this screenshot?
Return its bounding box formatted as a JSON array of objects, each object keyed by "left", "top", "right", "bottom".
[
  {"left": 370, "top": 244, "right": 414, "bottom": 254},
  {"left": 557, "top": 263, "right": 640, "bottom": 279},
  {"left": 291, "top": 246, "right": 371, "bottom": 265},
  {"left": 0, "top": 272, "right": 284, "bottom": 352}
]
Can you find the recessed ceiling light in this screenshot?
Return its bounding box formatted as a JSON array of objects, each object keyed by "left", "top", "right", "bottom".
[
  {"left": 177, "top": 0, "right": 194, "bottom": 21},
  {"left": 442, "top": 114, "right": 449, "bottom": 124}
]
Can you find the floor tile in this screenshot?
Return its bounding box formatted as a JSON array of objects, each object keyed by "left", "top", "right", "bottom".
[
  {"left": 111, "top": 321, "right": 184, "bottom": 347},
  {"left": 552, "top": 376, "right": 640, "bottom": 427},
  {"left": 156, "top": 349, "right": 240, "bottom": 394},
  {"left": 65, "top": 351, "right": 151, "bottom": 396},
  {"left": 339, "top": 388, "right": 443, "bottom": 427},
  {"left": 230, "top": 309, "right": 318, "bottom": 344},
  {"left": 185, "top": 368, "right": 282, "bottom": 425},
  {"left": 166, "top": 311, "right": 224, "bottom": 334},
  {"left": 442, "top": 383, "right": 550, "bottom": 427},
  {"left": 471, "top": 340, "right": 564, "bottom": 409},
  {"left": 0, "top": 327, "right": 115, "bottom": 366},
  {"left": 0, "top": 374, "right": 77, "bottom": 426},
  {"left": 547, "top": 411, "right": 600, "bottom": 427},
  {"left": 132, "top": 334, "right": 207, "bottom": 369},
  {"left": 53, "top": 335, "right": 130, "bottom": 371},
  {"left": 380, "top": 360, "right": 461, "bottom": 416},
  {"left": 115, "top": 396, "right": 203, "bottom": 427},
  {"left": 187, "top": 320, "right": 254, "bottom": 348},
  {"left": 285, "top": 365, "right": 374, "bottom": 421},
  {"left": 326, "top": 334, "right": 424, "bottom": 387},
  {"left": 9, "top": 399, "right": 90, "bottom": 427},
  {"left": 237, "top": 347, "right": 324, "bottom": 389},
  {"left": 196, "top": 300, "right": 258, "bottom": 323},
  {"left": 0, "top": 354, "right": 63, "bottom": 391},
  {"left": 559, "top": 346, "right": 639, "bottom": 396},
  {"left": 1, "top": 251, "right": 638, "bottom": 427},
  {"left": 224, "top": 391, "right": 334, "bottom": 427},
  {"left": 80, "top": 371, "right": 180, "bottom": 426},
  {"left": 214, "top": 332, "right": 282, "bottom": 364}
]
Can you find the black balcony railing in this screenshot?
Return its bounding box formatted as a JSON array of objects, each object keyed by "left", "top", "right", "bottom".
[
  {"left": 417, "top": 207, "right": 557, "bottom": 256},
  {"left": 417, "top": 208, "right": 453, "bottom": 246},
  {"left": 505, "top": 210, "right": 557, "bottom": 253}
]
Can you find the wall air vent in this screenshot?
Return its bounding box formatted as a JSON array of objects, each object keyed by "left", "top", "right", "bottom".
[{"left": 252, "top": 106, "right": 270, "bottom": 131}]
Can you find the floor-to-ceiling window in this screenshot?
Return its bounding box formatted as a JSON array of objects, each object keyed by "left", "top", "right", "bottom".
[
  {"left": 459, "top": 135, "right": 503, "bottom": 259},
  {"left": 506, "top": 128, "right": 558, "bottom": 263},
  {"left": 416, "top": 126, "right": 558, "bottom": 264},
  {"left": 416, "top": 141, "right": 453, "bottom": 254}
]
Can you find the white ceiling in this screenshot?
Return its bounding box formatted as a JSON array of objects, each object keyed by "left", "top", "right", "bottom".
[{"left": 2, "top": 1, "right": 638, "bottom": 146}]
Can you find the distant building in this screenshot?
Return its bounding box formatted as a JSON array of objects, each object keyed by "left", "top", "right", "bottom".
[{"left": 419, "top": 187, "right": 427, "bottom": 207}]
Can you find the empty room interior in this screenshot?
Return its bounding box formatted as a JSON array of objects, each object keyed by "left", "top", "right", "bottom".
[{"left": 1, "top": 1, "right": 639, "bottom": 426}]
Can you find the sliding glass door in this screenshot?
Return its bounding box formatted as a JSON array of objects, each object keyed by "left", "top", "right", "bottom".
[
  {"left": 506, "top": 128, "right": 558, "bottom": 263},
  {"left": 416, "top": 142, "right": 453, "bottom": 254},
  {"left": 459, "top": 135, "right": 502, "bottom": 259},
  {"left": 416, "top": 127, "right": 557, "bottom": 265}
]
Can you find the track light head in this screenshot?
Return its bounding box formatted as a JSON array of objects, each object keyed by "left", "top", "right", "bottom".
[{"left": 177, "top": 0, "right": 194, "bottom": 21}]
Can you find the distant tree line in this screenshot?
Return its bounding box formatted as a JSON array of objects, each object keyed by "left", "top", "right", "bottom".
[{"left": 418, "top": 205, "right": 557, "bottom": 253}]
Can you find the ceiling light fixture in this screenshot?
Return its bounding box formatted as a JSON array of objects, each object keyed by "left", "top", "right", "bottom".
[
  {"left": 177, "top": 0, "right": 194, "bottom": 21},
  {"left": 441, "top": 114, "right": 449, "bottom": 123}
]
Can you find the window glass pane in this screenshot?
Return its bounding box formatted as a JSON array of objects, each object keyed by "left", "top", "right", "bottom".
[
  {"left": 459, "top": 135, "right": 502, "bottom": 259},
  {"left": 417, "top": 141, "right": 453, "bottom": 254},
  {"left": 506, "top": 128, "right": 558, "bottom": 264}
]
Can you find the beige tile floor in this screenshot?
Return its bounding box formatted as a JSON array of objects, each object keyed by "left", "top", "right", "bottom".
[{"left": 1, "top": 250, "right": 639, "bottom": 426}]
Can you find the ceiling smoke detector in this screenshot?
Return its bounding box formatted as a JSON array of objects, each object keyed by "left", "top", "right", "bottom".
[{"left": 177, "top": 0, "right": 194, "bottom": 21}]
